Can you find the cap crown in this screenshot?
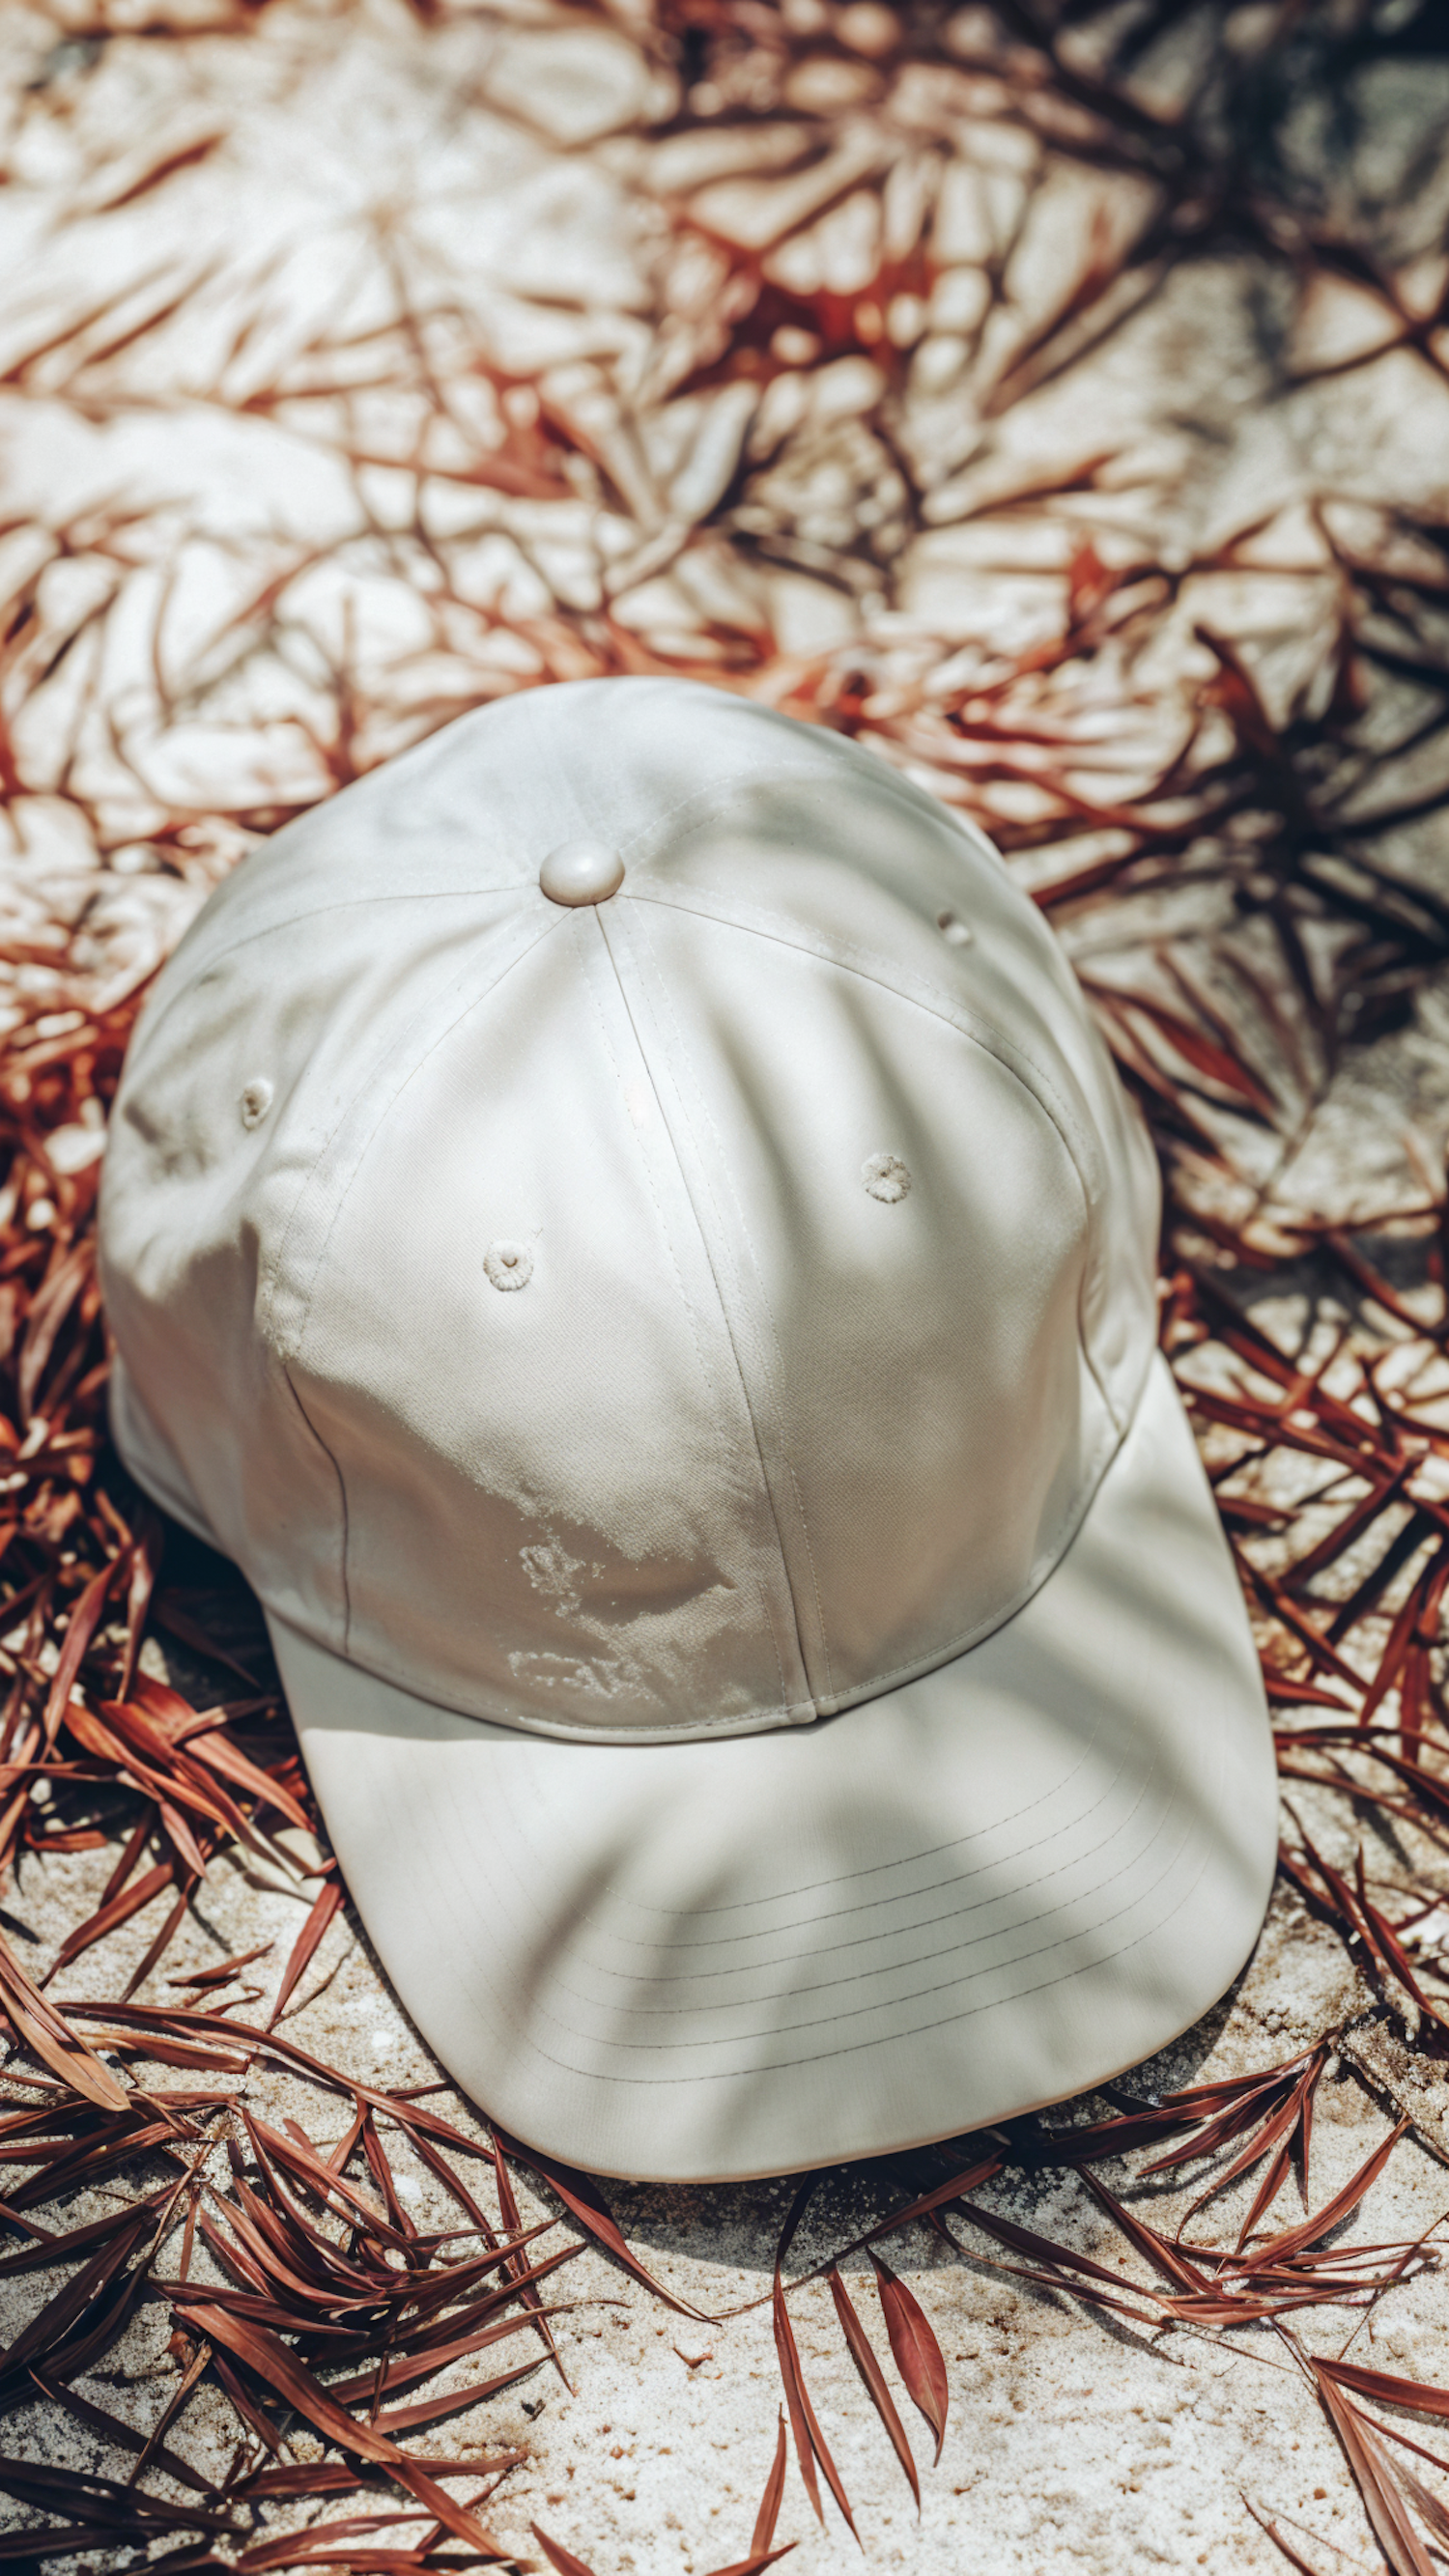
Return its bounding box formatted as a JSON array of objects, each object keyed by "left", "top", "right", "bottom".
[{"left": 100, "top": 680, "right": 1159, "bottom": 1742}]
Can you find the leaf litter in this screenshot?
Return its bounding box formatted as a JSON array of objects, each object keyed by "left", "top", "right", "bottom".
[{"left": 2, "top": 0, "right": 1449, "bottom": 2566}]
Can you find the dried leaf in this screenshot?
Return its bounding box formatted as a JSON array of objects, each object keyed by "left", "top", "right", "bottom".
[
  {"left": 867, "top": 2254, "right": 949, "bottom": 2464},
  {"left": 0, "top": 1930, "right": 128, "bottom": 2110},
  {"left": 772, "top": 2263, "right": 822, "bottom": 2528},
  {"left": 41, "top": 1552, "right": 124, "bottom": 1745},
  {"left": 501, "top": 2132, "right": 711, "bottom": 2320},
  {"left": 1240, "top": 2119, "right": 1409, "bottom": 2272},
  {"left": 1242, "top": 2492, "right": 1341, "bottom": 2575},
  {"left": 699, "top": 2552, "right": 798, "bottom": 2576},
  {"left": 170, "top": 2298, "right": 403, "bottom": 2464},
  {"left": 751, "top": 2409, "right": 788, "bottom": 2554},
  {"left": 1320, "top": 2359, "right": 1449, "bottom": 2423},
  {"left": 1314, "top": 2365, "right": 1436, "bottom": 2576},
  {"left": 268, "top": 1876, "right": 344, "bottom": 2028},
  {"left": 771, "top": 2183, "right": 857, "bottom": 2544},
  {"left": 827, "top": 2266, "right": 919, "bottom": 2505},
  {"left": 530, "top": 2526, "right": 599, "bottom": 2576}
]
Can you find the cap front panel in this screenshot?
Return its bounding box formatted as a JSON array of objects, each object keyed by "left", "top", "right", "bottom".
[
  {"left": 603, "top": 896, "right": 1114, "bottom": 1710},
  {"left": 279, "top": 912, "right": 810, "bottom": 1739}
]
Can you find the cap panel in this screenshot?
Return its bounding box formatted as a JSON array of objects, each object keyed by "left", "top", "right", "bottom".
[
  {"left": 605, "top": 895, "right": 1114, "bottom": 1709},
  {"left": 614, "top": 741, "right": 1161, "bottom": 1437},
  {"left": 100, "top": 892, "right": 564, "bottom": 1640},
  {"left": 279, "top": 910, "right": 810, "bottom": 1739}
]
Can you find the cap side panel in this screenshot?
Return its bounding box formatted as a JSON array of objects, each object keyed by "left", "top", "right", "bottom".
[
  {"left": 618, "top": 759, "right": 1160, "bottom": 1441},
  {"left": 258, "top": 905, "right": 567, "bottom": 1366},
  {"left": 128, "top": 891, "right": 542, "bottom": 1067},
  {"left": 107, "top": 1353, "right": 225, "bottom": 1552},
  {"left": 628, "top": 869, "right": 1157, "bottom": 1448},
  {"left": 100, "top": 923, "right": 472, "bottom": 1639},
  {"left": 628, "top": 878, "right": 1101, "bottom": 1229},
  {"left": 602, "top": 895, "right": 1117, "bottom": 1711}
]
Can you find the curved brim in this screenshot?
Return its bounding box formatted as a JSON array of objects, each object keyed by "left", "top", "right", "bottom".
[{"left": 270, "top": 1355, "right": 1278, "bottom": 2184}]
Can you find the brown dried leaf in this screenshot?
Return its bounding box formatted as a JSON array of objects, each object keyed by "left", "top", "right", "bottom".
[
  {"left": 0, "top": 1930, "right": 128, "bottom": 2110},
  {"left": 530, "top": 2526, "right": 599, "bottom": 2576},
  {"left": 827, "top": 2265, "right": 919, "bottom": 2505},
  {"left": 751, "top": 2408, "right": 788, "bottom": 2554},
  {"left": 1314, "top": 2365, "right": 1436, "bottom": 2576},
  {"left": 700, "top": 2552, "right": 797, "bottom": 2576},
  {"left": 268, "top": 1875, "right": 343, "bottom": 2028},
  {"left": 867, "top": 2253, "right": 949, "bottom": 2464},
  {"left": 501, "top": 2131, "right": 711, "bottom": 2320},
  {"left": 1240, "top": 2119, "right": 1409, "bottom": 2272}
]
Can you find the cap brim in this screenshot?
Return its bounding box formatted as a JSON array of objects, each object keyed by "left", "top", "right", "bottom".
[{"left": 270, "top": 1355, "right": 1277, "bottom": 2184}]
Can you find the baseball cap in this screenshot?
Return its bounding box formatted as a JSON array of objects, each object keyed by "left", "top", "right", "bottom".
[{"left": 99, "top": 676, "right": 1277, "bottom": 2184}]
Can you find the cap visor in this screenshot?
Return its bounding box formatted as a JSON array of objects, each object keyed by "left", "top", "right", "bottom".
[{"left": 270, "top": 1354, "right": 1277, "bottom": 2184}]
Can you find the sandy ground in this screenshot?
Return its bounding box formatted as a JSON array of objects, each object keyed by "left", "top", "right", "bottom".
[{"left": 4, "top": 3, "right": 1449, "bottom": 2570}]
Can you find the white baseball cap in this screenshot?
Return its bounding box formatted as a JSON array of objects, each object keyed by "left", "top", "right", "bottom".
[{"left": 99, "top": 677, "right": 1276, "bottom": 2183}]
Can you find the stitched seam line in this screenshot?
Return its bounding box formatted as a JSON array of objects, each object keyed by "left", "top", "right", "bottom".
[
  {"left": 577, "top": 915, "right": 724, "bottom": 1412},
  {"left": 547, "top": 1768, "right": 1158, "bottom": 2019},
  {"left": 629, "top": 877, "right": 1096, "bottom": 1192},
  {"left": 620, "top": 900, "right": 838, "bottom": 1703},
  {"left": 506, "top": 1820, "right": 1209, "bottom": 2085},
  {"left": 592, "top": 906, "right": 799, "bottom": 1719},
  {"left": 597, "top": 900, "right": 825, "bottom": 1710},
  {"left": 544, "top": 1755, "right": 1145, "bottom": 1998},
  {"left": 129, "top": 887, "right": 545, "bottom": 1057},
  {"left": 572, "top": 917, "right": 783, "bottom": 1720},
  {"left": 517, "top": 1752, "right": 1126, "bottom": 1959},
  {"left": 278, "top": 1373, "right": 353, "bottom": 1650}
]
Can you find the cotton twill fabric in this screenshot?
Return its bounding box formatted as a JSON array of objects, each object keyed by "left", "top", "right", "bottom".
[{"left": 273, "top": 1356, "right": 1277, "bottom": 2183}]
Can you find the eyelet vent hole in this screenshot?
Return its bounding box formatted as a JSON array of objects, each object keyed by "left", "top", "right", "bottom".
[
  {"left": 937, "top": 911, "right": 973, "bottom": 947},
  {"left": 485, "top": 1240, "right": 533, "bottom": 1291},
  {"left": 863, "top": 1151, "right": 911, "bottom": 1203}
]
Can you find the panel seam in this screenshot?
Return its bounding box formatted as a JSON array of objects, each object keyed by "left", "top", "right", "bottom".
[
  {"left": 278, "top": 1369, "right": 354, "bottom": 1652},
  {"left": 592, "top": 903, "right": 815, "bottom": 1719},
  {"left": 616, "top": 904, "right": 839, "bottom": 1705}
]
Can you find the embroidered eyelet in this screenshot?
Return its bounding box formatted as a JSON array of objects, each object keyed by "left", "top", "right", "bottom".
[
  {"left": 863, "top": 1151, "right": 910, "bottom": 1203},
  {"left": 485, "top": 1240, "right": 533, "bottom": 1291},
  {"left": 240, "top": 1079, "right": 273, "bottom": 1129},
  {"left": 936, "top": 910, "right": 973, "bottom": 947}
]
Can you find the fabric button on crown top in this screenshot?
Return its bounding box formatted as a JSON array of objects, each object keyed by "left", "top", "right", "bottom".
[{"left": 539, "top": 839, "right": 625, "bottom": 906}]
